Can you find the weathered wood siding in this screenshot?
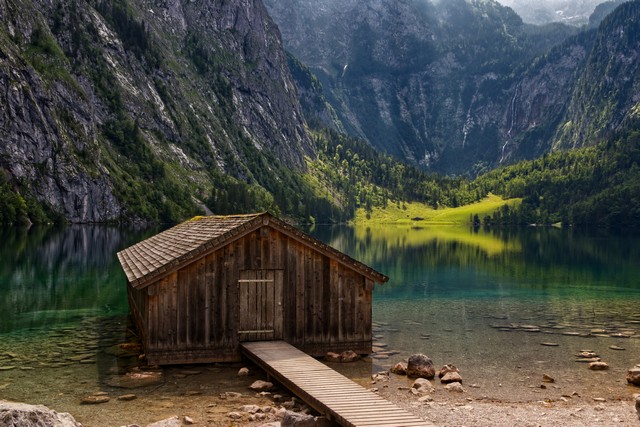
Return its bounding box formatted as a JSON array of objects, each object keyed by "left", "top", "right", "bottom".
[{"left": 134, "top": 226, "right": 373, "bottom": 365}]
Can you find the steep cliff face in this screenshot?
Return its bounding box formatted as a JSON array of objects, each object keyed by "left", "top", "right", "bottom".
[
  {"left": 556, "top": 0, "right": 640, "bottom": 149},
  {"left": 0, "top": 0, "right": 311, "bottom": 223}
]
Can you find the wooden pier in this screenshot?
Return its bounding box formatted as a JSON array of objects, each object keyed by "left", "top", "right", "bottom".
[{"left": 241, "top": 341, "right": 430, "bottom": 427}]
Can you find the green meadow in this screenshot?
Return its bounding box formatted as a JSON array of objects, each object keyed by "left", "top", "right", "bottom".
[{"left": 353, "top": 194, "right": 521, "bottom": 225}]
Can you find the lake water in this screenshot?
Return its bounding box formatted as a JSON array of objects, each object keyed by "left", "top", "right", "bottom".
[{"left": 0, "top": 224, "right": 639, "bottom": 425}]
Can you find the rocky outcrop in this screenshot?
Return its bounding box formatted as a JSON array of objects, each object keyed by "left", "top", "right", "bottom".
[{"left": 0, "top": 400, "right": 82, "bottom": 427}]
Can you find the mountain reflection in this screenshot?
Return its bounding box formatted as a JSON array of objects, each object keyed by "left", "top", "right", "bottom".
[{"left": 0, "top": 225, "right": 158, "bottom": 333}]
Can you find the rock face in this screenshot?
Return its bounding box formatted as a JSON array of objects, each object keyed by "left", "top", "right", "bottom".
[
  {"left": 627, "top": 365, "right": 640, "bottom": 386},
  {"left": 406, "top": 354, "right": 435, "bottom": 379},
  {"left": 0, "top": 400, "right": 82, "bottom": 427},
  {"left": 0, "top": 0, "right": 312, "bottom": 223}
]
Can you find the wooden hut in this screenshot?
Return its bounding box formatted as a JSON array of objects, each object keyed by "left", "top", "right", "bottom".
[{"left": 117, "top": 213, "right": 388, "bottom": 365}]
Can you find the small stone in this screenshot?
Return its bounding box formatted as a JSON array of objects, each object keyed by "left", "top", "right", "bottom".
[
  {"left": 589, "top": 362, "right": 609, "bottom": 371},
  {"left": 593, "top": 398, "right": 606, "bottom": 402},
  {"left": 634, "top": 394, "right": 640, "bottom": 420},
  {"left": 241, "top": 404, "right": 261, "bottom": 414},
  {"left": 249, "top": 380, "right": 274, "bottom": 392},
  {"left": 223, "top": 391, "right": 243, "bottom": 399},
  {"left": 282, "top": 411, "right": 314, "bottom": 426},
  {"left": 238, "top": 367, "right": 250, "bottom": 376},
  {"left": 184, "top": 416, "right": 194, "bottom": 425},
  {"left": 576, "top": 351, "right": 599, "bottom": 358},
  {"left": 441, "top": 372, "right": 463, "bottom": 384},
  {"left": 117, "top": 394, "right": 137, "bottom": 401},
  {"left": 542, "top": 374, "right": 555, "bottom": 383},
  {"left": 438, "top": 364, "right": 459, "bottom": 379},
  {"left": 371, "top": 371, "right": 389, "bottom": 382},
  {"left": 0, "top": 366, "right": 16, "bottom": 371},
  {"left": 249, "top": 413, "right": 266, "bottom": 421},
  {"left": 227, "top": 412, "right": 243, "bottom": 420},
  {"left": 411, "top": 378, "right": 435, "bottom": 395},
  {"left": 626, "top": 366, "right": 640, "bottom": 386},
  {"left": 81, "top": 395, "right": 110, "bottom": 404},
  {"left": 390, "top": 362, "right": 407, "bottom": 375},
  {"left": 609, "top": 345, "right": 625, "bottom": 351},
  {"left": 445, "top": 382, "right": 465, "bottom": 393},
  {"left": 541, "top": 342, "right": 559, "bottom": 347}
]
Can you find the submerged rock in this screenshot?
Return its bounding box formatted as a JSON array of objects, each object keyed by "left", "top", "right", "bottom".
[
  {"left": 81, "top": 395, "right": 110, "bottom": 404},
  {"left": 107, "top": 369, "right": 163, "bottom": 389},
  {"left": 407, "top": 354, "right": 435, "bottom": 379},
  {"left": 589, "top": 362, "right": 609, "bottom": 371},
  {"left": 0, "top": 400, "right": 82, "bottom": 426}
]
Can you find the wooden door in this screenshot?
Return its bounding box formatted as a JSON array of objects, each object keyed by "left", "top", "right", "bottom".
[{"left": 238, "top": 270, "right": 284, "bottom": 341}]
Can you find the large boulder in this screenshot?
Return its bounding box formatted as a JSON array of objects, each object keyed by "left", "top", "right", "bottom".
[
  {"left": 628, "top": 365, "right": 640, "bottom": 386},
  {"left": 407, "top": 354, "right": 435, "bottom": 379},
  {"left": 635, "top": 394, "right": 640, "bottom": 420},
  {"left": 0, "top": 400, "right": 82, "bottom": 427}
]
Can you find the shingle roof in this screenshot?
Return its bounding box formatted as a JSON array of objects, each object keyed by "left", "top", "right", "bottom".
[{"left": 117, "top": 212, "right": 388, "bottom": 289}]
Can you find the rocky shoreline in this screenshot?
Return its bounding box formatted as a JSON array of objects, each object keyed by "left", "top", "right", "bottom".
[{"left": 2, "top": 355, "right": 639, "bottom": 427}]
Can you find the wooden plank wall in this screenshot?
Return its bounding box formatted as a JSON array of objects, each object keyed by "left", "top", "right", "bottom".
[{"left": 139, "top": 226, "right": 373, "bottom": 364}]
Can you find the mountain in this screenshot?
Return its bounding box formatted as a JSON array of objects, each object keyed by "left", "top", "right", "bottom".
[
  {"left": 265, "top": 0, "right": 580, "bottom": 174},
  {"left": 0, "top": 0, "right": 313, "bottom": 223},
  {"left": 266, "top": 0, "right": 639, "bottom": 175}
]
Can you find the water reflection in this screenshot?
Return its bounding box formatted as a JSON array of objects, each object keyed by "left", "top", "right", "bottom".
[
  {"left": 310, "top": 225, "right": 640, "bottom": 296},
  {"left": 0, "top": 225, "right": 159, "bottom": 333}
]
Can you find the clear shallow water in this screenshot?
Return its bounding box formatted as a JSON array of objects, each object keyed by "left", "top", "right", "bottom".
[
  {"left": 308, "top": 224, "right": 640, "bottom": 401},
  {"left": 0, "top": 224, "right": 639, "bottom": 425}
]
